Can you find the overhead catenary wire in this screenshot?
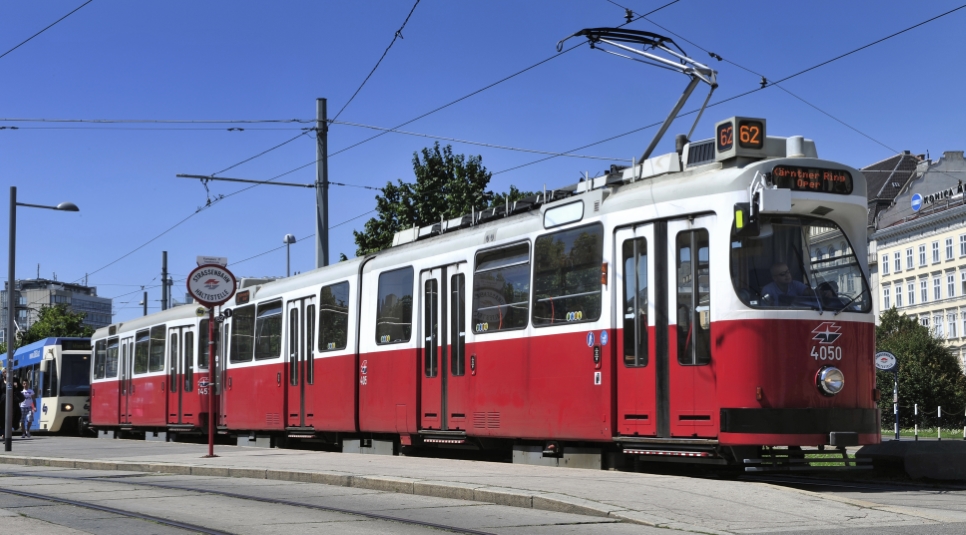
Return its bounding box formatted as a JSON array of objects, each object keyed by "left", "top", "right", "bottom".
[
  {"left": 492, "top": 3, "right": 966, "bottom": 176},
  {"left": 0, "top": 0, "right": 94, "bottom": 61},
  {"left": 331, "top": 0, "right": 421, "bottom": 122}
]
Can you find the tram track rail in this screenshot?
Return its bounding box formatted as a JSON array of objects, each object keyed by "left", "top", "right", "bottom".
[{"left": 0, "top": 469, "right": 498, "bottom": 535}]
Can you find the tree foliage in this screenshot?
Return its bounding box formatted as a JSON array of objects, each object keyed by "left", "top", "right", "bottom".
[
  {"left": 17, "top": 304, "right": 94, "bottom": 347},
  {"left": 875, "top": 308, "right": 966, "bottom": 427},
  {"left": 353, "top": 143, "right": 535, "bottom": 256}
]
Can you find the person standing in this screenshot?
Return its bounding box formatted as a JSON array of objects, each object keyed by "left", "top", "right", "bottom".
[
  {"left": 20, "top": 379, "right": 36, "bottom": 438},
  {"left": 11, "top": 378, "right": 24, "bottom": 434}
]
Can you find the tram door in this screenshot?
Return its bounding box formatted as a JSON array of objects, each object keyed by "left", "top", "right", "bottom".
[
  {"left": 615, "top": 224, "right": 659, "bottom": 437},
  {"left": 419, "top": 264, "right": 468, "bottom": 431},
  {"left": 119, "top": 336, "right": 134, "bottom": 424},
  {"left": 166, "top": 326, "right": 195, "bottom": 425},
  {"left": 666, "top": 216, "right": 716, "bottom": 437},
  {"left": 285, "top": 296, "right": 317, "bottom": 428}
]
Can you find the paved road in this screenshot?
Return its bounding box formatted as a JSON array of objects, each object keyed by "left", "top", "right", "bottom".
[
  {"left": 0, "top": 464, "right": 666, "bottom": 534},
  {"left": 2, "top": 436, "right": 966, "bottom": 534}
]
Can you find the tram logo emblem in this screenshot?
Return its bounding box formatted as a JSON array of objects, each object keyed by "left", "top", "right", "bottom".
[
  {"left": 811, "top": 322, "right": 842, "bottom": 345},
  {"left": 360, "top": 360, "right": 368, "bottom": 375},
  {"left": 198, "top": 379, "right": 211, "bottom": 388},
  {"left": 204, "top": 278, "right": 221, "bottom": 290}
]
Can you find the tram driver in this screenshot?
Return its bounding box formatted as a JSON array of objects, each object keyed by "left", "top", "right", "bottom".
[{"left": 761, "top": 262, "right": 812, "bottom": 306}]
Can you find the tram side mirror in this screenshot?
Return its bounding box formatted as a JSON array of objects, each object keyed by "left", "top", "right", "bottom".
[
  {"left": 733, "top": 202, "right": 760, "bottom": 237},
  {"left": 39, "top": 360, "right": 49, "bottom": 373}
]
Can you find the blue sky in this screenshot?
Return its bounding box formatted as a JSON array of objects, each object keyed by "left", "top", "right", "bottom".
[{"left": 2, "top": 0, "right": 965, "bottom": 323}]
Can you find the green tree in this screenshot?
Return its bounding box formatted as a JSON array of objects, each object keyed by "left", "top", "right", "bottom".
[
  {"left": 876, "top": 308, "right": 966, "bottom": 427},
  {"left": 353, "top": 143, "right": 536, "bottom": 256},
  {"left": 17, "top": 304, "right": 94, "bottom": 347}
]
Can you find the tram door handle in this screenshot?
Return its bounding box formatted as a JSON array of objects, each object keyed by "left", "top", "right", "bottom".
[
  {"left": 228, "top": 376, "right": 232, "bottom": 390},
  {"left": 593, "top": 345, "right": 601, "bottom": 370},
  {"left": 161, "top": 381, "right": 165, "bottom": 393},
  {"left": 276, "top": 372, "right": 281, "bottom": 386},
  {"left": 470, "top": 354, "right": 476, "bottom": 376}
]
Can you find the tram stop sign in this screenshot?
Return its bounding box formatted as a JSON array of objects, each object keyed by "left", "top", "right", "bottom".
[
  {"left": 874, "top": 351, "right": 898, "bottom": 373},
  {"left": 187, "top": 264, "right": 237, "bottom": 307}
]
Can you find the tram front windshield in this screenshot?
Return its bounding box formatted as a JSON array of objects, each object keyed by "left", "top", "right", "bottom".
[
  {"left": 59, "top": 353, "right": 91, "bottom": 397},
  {"left": 730, "top": 215, "right": 871, "bottom": 312}
]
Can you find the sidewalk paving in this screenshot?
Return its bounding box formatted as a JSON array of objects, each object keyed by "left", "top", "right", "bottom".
[{"left": 0, "top": 436, "right": 958, "bottom": 534}]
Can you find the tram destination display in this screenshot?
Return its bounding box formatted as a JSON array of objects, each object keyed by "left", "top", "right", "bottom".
[{"left": 772, "top": 165, "right": 853, "bottom": 195}]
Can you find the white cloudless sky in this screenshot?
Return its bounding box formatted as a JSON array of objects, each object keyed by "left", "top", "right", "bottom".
[{"left": 2, "top": 0, "right": 964, "bottom": 323}]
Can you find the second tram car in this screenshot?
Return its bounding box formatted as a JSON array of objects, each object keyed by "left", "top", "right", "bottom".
[
  {"left": 91, "top": 113, "right": 879, "bottom": 466},
  {"left": 11, "top": 337, "right": 92, "bottom": 433}
]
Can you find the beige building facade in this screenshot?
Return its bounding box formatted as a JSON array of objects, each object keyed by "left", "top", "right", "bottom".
[{"left": 871, "top": 151, "right": 966, "bottom": 369}]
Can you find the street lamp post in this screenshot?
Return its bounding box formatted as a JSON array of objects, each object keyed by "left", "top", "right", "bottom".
[
  {"left": 6, "top": 186, "right": 79, "bottom": 451},
  {"left": 283, "top": 234, "right": 296, "bottom": 277}
]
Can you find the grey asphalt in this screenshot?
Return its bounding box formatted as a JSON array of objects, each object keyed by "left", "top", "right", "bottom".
[{"left": 0, "top": 436, "right": 964, "bottom": 534}]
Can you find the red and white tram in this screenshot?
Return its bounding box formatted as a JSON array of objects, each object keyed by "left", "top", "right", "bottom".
[{"left": 91, "top": 112, "right": 878, "bottom": 466}]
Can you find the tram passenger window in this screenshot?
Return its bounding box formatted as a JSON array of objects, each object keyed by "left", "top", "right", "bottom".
[
  {"left": 106, "top": 338, "right": 119, "bottom": 378},
  {"left": 376, "top": 267, "right": 414, "bottom": 344},
  {"left": 305, "top": 305, "right": 316, "bottom": 384},
  {"left": 94, "top": 340, "right": 107, "bottom": 380},
  {"left": 255, "top": 301, "right": 283, "bottom": 360},
  {"left": 533, "top": 224, "right": 603, "bottom": 326},
  {"left": 451, "top": 274, "right": 466, "bottom": 376},
  {"left": 472, "top": 243, "right": 529, "bottom": 333},
  {"left": 424, "top": 279, "right": 439, "bottom": 377},
  {"left": 319, "top": 282, "right": 349, "bottom": 351},
  {"left": 677, "top": 230, "right": 711, "bottom": 366},
  {"left": 44, "top": 361, "right": 58, "bottom": 398},
  {"left": 289, "top": 308, "right": 299, "bottom": 386},
  {"left": 149, "top": 325, "right": 166, "bottom": 373},
  {"left": 184, "top": 331, "right": 194, "bottom": 392},
  {"left": 622, "top": 238, "right": 648, "bottom": 367},
  {"left": 198, "top": 319, "right": 210, "bottom": 369},
  {"left": 169, "top": 333, "right": 179, "bottom": 393},
  {"left": 134, "top": 330, "right": 150, "bottom": 374},
  {"left": 230, "top": 305, "right": 255, "bottom": 363}
]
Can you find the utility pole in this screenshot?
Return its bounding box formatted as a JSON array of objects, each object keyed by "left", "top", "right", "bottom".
[
  {"left": 316, "top": 98, "right": 329, "bottom": 268},
  {"left": 161, "top": 251, "right": 168, "bottom": 311},
  {"left": 143, "top": 291, "right": 148, "bottom": 317}
]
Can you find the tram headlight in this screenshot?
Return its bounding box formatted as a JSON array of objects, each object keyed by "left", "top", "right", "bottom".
[
  {"left": 61, "top": 403, "right": 74, "bottom": 412},
  {"left": 815, "top": 366, "right": 845, "bottom": 396}
]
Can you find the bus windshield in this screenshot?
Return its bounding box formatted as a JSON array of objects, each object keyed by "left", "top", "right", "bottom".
[
  {"left": 730, "top": 215, "right": 871, "bottom": 313},
  {"left": 60, "top": 353, "right": 91, "bottom": 397}
]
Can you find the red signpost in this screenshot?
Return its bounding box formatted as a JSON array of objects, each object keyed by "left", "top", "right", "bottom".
[{"left": 186, "top": 259, "right": 236, "bottom": 458}]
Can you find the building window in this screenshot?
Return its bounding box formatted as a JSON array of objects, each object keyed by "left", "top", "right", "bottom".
[
  {"left": 907, "top": 248, "right": 914, "bottom": 269},
  {"left": 921, "top": 316, "right": 930, "bottom": 328},
  {"left": 935, "top": 315, "right": 944, "bottom": 337},
  {"left": 961, "top": 235, "right": 966, "bottom": 257},
  {"left": 883, "top": 287, "right": 890, "bottom": 309},
  {"left": 908, "top": 282, "right": 915, "bottom": 306},
  {"left": 920, "top": 245, "right": 927, "bottom": 266},
  {"left": 921, "top": 279, "right": 929, "bottom": 303},
  {"left": 894, "top": 252, "right": 902, "bottom": 273},
  {"left": 962, "top": 312, "right": 966, "bottom": 338},
  {"left": 882, "top": 255, "right": 889, "bottom": 275},
  {"left": 894, "top": 283, "right": 903, "bottom": 307},
  {"left": 949, "top": 273, "right": 957, "bottom": 298},
  {"left": 962, "top": 270, "right": 966, "bottom": 297},
  {"left": 933, "top": 241, "right": 940, "bottom": 263},
  {"left": 949, "top": 314, "right": 958, "bottom": 338},
  {"left": 934, "top": 276, "right": 942, "bottom": 301},
  {"left": 948, "top": 238, "right": 955, "bottom": 260}
]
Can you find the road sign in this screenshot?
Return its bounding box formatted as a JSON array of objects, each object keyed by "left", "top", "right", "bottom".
[
  {"left": 197, "top": 256, "right": 228, "bottom": 267},
  {"left": 187, "top": 264, "right": 237, "bottom": 307},
  {"left": 875, "top": 351, "right": 898, "bottom": 372}
]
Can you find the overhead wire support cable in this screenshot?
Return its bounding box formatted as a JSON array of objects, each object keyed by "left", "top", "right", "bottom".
[
  {"left": 332, "top": 0, "right": 421, "bottom": 122},
  {"left": 0, "top": 0, "right": 94, "bottom": 60}
]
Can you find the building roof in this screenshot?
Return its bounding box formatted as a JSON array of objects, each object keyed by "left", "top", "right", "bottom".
[
  {"left": 861, "top": 151, "right": 922, "bottom": 229},
  {"left": 875, "top": 151, "right": 966, "bottom": 231}
]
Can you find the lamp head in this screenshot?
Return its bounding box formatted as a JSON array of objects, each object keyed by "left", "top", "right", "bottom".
[
  {"left": 283, "top": 234, "right": 296, "bottom": 244},
  {"left": 56, "top": 202, "right": 79, "bottom": 212}
]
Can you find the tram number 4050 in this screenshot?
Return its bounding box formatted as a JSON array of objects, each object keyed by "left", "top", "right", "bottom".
[{"left": 811, "top": 345, "right": 842, "bottom": 361}]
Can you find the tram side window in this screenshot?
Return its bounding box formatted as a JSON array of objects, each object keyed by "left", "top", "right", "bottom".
[
  {"left": 472, "top": 243, "right": 530, "bottom": 333},
  {"left": 44, "top": 361, "right": 58, "bottom": 398},
  {"left": 533, "top": 224, "right": 603, "bottom": 326},
  {"left": 676, "top": 230, "right": 711, "bottom": 366},
  {"left": 319, "top": 281, "right": 349, "bottom": 351},
  {"left": 149, "top": 325, "right": 166, "bottom": 373},
  {"left": 255, "top": 301, "right": 283, "bottom": 360},
  {"left": 106, "top": 338, "right": 119, "bottom": 378},
  {"left": 169, "top": 333, "right": 179, "bottom": 393},
  {"left": 198, "top": 319, "right": 211, "bottom": 369},
  {"left": 134, "top": 330, "right": 150, "bottom": 374},
  {"left": 94, "top": 340, "right": 107, "bottom": 380},
  {"left": 230, "top": 305, "right": 256, "bottom": 363},
  {"left": 305, "top": 305, "right": 316, "bottom": 384},
  {"left": 622, "top": 238, "right": 648, "bottom": 367},
  {"left": 424, "top": 278, "right": 439, "bottom": 378},
  {"left": 451, "top": 274, "right": 466, "bottom": 376},
  {"left": 184, "top": 331, "right": 194, "bottom": 392},
  {"left": 376, "top": 267, "right": 414, "bottom": 344}
]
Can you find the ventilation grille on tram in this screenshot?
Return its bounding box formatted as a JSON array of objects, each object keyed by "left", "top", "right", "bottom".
[
  {"left": 686, "top": 139, "right": 715, "bottom": 167},
  {"left": 473, "top": 412, "right": 501, "bottom": 429}
]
